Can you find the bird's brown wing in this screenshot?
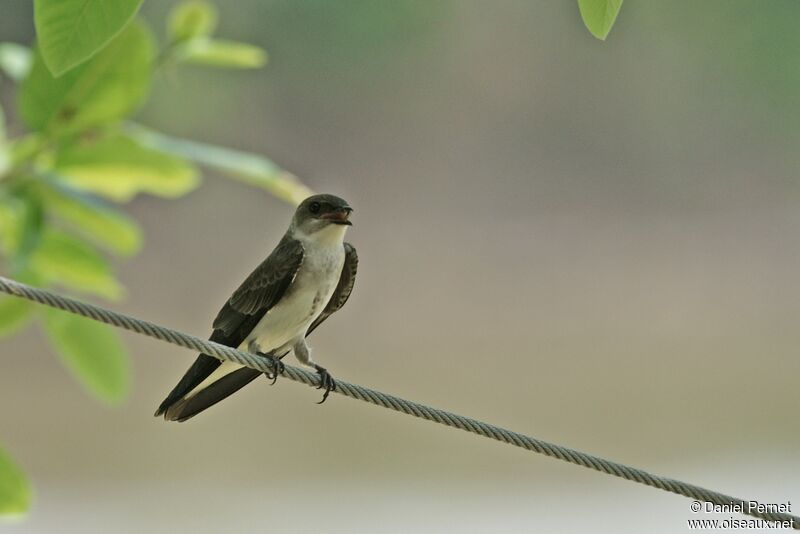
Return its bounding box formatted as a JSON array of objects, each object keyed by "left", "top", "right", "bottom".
[{"left": 213, "top": 235, "right": 305, "bottom": 335}]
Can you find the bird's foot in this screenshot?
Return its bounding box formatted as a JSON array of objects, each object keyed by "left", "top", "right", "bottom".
[
  {"left": 258, "top": 352, "right": 285, "bottom": 384},
  {"left": 314, "top": 365, "right": 337, "bottom": 404}
]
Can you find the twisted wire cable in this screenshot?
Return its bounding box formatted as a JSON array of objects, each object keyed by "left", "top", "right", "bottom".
[{"left": 0, "top": 275, "right": 796, "bottom": 527}]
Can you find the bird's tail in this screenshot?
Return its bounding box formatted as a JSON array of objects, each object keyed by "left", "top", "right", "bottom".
[{"left": 155, "top": 358, "right": 262, "bottom": 422}]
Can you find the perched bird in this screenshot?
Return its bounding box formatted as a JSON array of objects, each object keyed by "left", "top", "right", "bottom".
[{"left": 155, "top": 194, "right": 358, "bottom": 421}]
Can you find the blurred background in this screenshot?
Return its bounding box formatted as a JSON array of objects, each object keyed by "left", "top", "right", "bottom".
[{"left": 1, "top": 0, "right": 798, "bottom": 532}]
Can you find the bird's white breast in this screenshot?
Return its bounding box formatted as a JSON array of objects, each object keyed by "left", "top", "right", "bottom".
[{"left": 241, "top": 226, "right": 346, "bottom": 354}]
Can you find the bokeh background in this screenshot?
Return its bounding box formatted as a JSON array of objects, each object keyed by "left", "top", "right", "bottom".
[{"left": 1, "top": 1, "right": 798, "bottom": 532}]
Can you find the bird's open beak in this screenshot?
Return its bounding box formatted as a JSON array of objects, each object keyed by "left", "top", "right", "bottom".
[{"left": 321, "top": 208, "right": 353, "bottom": 226}]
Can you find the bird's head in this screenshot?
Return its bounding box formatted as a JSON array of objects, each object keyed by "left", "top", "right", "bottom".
[{"left": 292, "top": 194, "right": 353, "bottom": 237}]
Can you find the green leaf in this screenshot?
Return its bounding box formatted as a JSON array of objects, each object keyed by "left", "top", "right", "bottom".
[
  {"left": 177, "top": 38, "right": 267, "bottom": 69},
  {"left": 16, "top": 191, "right": 45, "bottom": 265},
  {"left": 33, "top": 0, "right": 144, "bottom": 76},
  {"left": 0, "top": 190, "right": 44, "bottom": 266},
  {"left": 53, "top": 134, "right": 199, "bottom": 202},
  {"left": 169, "top": 1, "right": 218, "bottom": 43},
  {"left": 29, "top": 229, "right": 124, "bottom": 300},
  {"left": 0, "top": 43, "right": 32, "bottom": 82},
  {"left": 42, "top": 308, "right": 130, "bottom": 405},
  {"left": 18, "top": 20, "right": 154, "bottom": 133},
  {"left": 7, "top": 135, "right": 45, "bottom": 171},
  {"left": 0, "top": 199, "right": 16, "bottom": 254},
  {"left": 0, "top": 446, "right": 31, "bottom": 519},
  {"left": 578, "top": 0, "right": 623, "bottom": 40},
  {"left": 0, "top": 297, "right": 33, "bottom": 339},
  {"left": 127, "top": 126, "right": 312, "bottom": 206},
  {"left": 36, "top": 181, "right": 142, "bottom": 256}
]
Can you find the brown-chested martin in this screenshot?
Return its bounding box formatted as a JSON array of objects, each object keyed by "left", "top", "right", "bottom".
[{"left": 155, "top": 194, "right": 357, "bottom": 421}]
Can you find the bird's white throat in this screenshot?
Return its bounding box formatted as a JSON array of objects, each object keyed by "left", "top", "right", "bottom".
[{"left": 295, "top": 223, "right": 348, "bottom": 247}]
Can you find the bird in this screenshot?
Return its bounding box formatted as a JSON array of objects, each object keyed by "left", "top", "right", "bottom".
[{"left": 155, "top": 194, "right": 358, "bottom": 422}]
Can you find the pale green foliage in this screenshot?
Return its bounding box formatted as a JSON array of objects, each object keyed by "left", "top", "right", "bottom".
[
  {"left": 0, "top": 190, "right": 42, "bottom": 262},
  {"left": 130, "top": 126, "right": 311, "bottom": 206},
  {"left": 169, "top": 0, "right": 218, "bottom": 43},
  {"left": 33, "top": 0, "right": 144, "bottom": 76},
  {"left": 578, "top": 0, "right": 624, "bottom": 40},
  {"left": 19, "top": 21, "right": 153, "bottom": 133},
  {"left": 166, "top": 0, "right": 266, "bottom": 70},
  {"left": 0, "top": 447, "right": 31, "bottom": 519},
  {"left": 54, "top": 135, "right": 199, "bottom": 202},
  {"left": 43, "top": 308, "right": 130, "bottom": 404},
  {"left": 36, "top": 182, "right": 143, "bottom": 256},
  {"left": 29, "top": 230, "right": 124, "bottom": 300},
  {"left": 176, "top": 38, "right": 267, "bottom": 69}
]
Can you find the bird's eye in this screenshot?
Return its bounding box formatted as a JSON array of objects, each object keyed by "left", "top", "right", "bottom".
[{"left": 309, "top": 201, "right": 321, "bottom": 214}]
